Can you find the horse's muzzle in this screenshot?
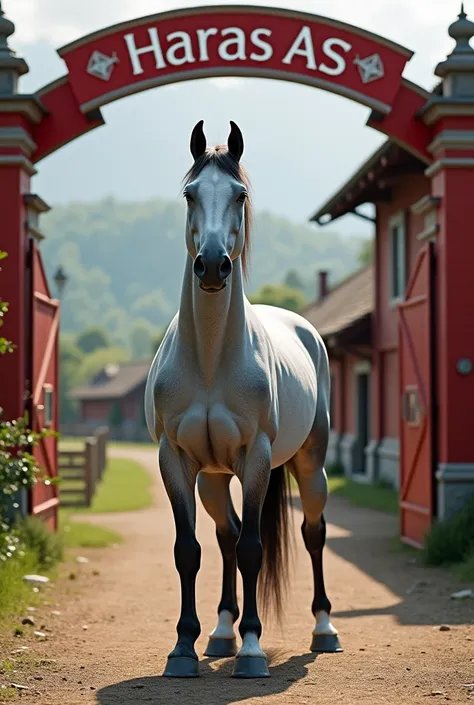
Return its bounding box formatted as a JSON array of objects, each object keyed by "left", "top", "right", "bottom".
[{"left": 194, "top": 252, "right": 232, "bottom": 292}]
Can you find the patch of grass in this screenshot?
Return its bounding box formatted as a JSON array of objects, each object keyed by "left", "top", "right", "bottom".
[
  {"left": 328, "top": 476, "right": 399, "bottom": 514},
  {"left": 0, "top": 685, "right": 18, "bottom": 700},
  {"left": 0, "top": 518, "right": 63, "bottom": 626},
  {"left": 0, "top": 660, "right": 15, "bottom": 677},
  {"left": 73, "top": 457, "right": 153, "bottom": 514},
  {"left": 423, "top": 495, "right": 474, "bottom": 581},
  {"left": 423, "top": 494, "right": 474, "bottom": 566},
  {"left": 0, "top": 550, "right": 39, "bottom": 624},
  {"left": 455, "top": 547, "right": 474, "bottom": 582},
  {"left": 59, "top": 512, "right": 121, "bottom": 549},
  {"left": 59, "top": 436, "right": 153, "bottom": 452}
]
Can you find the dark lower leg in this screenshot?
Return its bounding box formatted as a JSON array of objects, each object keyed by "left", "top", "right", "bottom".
[
  {"left": 301, "top": 515, "right": 331, "bottom": 618},
  {"left": 216, "top": 508, "right": 241, "bottom": 621},
  {"left": 169, "top": 517, "right": 202, "bottom": 661},
  {"left": 236, "top": 516, "right": 263, "bottom": 643}
]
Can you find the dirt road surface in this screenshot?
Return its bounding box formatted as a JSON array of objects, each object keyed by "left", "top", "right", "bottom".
[{"left": 2, "top": 447, "right": 473, "bottom": 705}]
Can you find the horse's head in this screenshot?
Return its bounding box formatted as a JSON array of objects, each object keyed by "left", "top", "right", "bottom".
[{"left": 183, "top": 120, "right": 251, "bottom": 293}]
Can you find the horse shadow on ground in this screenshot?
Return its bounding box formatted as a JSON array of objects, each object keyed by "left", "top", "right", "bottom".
[
  {"left": 97, "top": 651, "right": 321, "bottom": 705},
  {"left": 290, "top": 494, "right": 473, "bottom": 628}
]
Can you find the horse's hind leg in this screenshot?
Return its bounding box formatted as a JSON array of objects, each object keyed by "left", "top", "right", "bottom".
[
  {"left": 197, "top": 472, "right": 241, "bottom": 657},
  {"left": 289, "top": 419, "right": 342, "bottom": 654}
]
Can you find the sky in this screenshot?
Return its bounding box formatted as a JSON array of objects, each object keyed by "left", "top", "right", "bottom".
[{"left": 2, "top": 0, "right": 467, "bottom": 235}]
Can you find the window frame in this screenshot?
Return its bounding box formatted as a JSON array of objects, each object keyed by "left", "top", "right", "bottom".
[{"left": 388, "top": 210, "right": 407, "bottom": 305}]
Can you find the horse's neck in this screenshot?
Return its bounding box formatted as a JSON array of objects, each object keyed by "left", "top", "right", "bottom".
[{"left": 178, "top": 256, "right": 246, "bottom": 386}]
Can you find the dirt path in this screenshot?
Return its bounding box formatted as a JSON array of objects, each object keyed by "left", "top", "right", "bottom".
[{"left": 3, "top": 447, "right": 473, "bottom": 704}]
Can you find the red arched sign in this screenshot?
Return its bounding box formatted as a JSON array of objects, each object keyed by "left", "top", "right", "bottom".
[{"left": 32, "top": 5, "right": 433, "bottom": 164}]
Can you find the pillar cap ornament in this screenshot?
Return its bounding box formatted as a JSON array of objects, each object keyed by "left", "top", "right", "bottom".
[
  {"left": 436, "top": 5, "right": 474, "bottom": 91},
  {"left": 0, "top": 1, "right": 29, "bottom": 95}
]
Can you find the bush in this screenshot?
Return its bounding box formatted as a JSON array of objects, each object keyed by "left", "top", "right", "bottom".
[
  {"left": 18, "top": 516, "right": 63, "bottom": 570},
  {"left": 326, "top": 461, "right": 344, "bottom": 477},
  {"left": 423, "top": 493, "right": 474, "bottom": 566}
]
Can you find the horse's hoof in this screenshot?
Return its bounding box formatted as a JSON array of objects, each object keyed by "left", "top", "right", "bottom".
[
  {"left": 204, "top": 637, "right": 237, "bottom": 658},
  {"left": 310, "top": 633, "right": 343, "bottom": 653},
  {"left": 163, "top": 656, "right": 199, "bottom": 678},
  {"left": 232, "top": 656, "right": 270, "bottom": 678}
]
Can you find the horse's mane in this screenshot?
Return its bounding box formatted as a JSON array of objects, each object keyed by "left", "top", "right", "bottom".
[{"left": 183, "top": 146, "right": 253, "bottom": 279}]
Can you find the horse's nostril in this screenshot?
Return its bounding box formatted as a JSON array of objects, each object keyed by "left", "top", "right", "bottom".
[
  {"left": 219, "top": 256, "right": 232, "bottom": 280},
  {"left": 193, "top": 255, "right": 206, "bottom": 279}
]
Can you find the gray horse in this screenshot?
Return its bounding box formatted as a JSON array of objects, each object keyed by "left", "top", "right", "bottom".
[{"left": 145, "top": 120, "right": 341, "bottom": 679}]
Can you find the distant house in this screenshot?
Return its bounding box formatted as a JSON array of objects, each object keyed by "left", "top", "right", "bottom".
[
  {"left": 304, "top": 266, "right": 374, "bottom": 480},
  {"left": 68, "top": 360, "right": 152, "bottom": 442}
]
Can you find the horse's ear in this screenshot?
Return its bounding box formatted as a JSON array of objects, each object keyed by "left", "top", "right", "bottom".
[
  {"left": 190, "top": 120, "right": 207, "bottom": 161},
  {"left": 228, "top": 121, "right": 244, "bottom": 162}
]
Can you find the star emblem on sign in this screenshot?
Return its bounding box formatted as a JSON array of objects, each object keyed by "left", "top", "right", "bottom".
[
  {"left": 354, "top": 53, "right": 385, "bottom": 84},
  {"left": 87, "top": 50, "right": 119, "bottom": 82}
]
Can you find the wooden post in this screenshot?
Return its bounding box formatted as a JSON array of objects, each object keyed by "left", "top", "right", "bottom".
[{"left": 84, "top": 439, "right": 94, "bottom": 507}]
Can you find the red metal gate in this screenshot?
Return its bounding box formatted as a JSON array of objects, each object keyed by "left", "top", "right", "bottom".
[
  {"left": 27, "top": 239, "right": 60, "bottom": 530},
  {"left": 398, "top": 242, "right": 436, "bottom": 547}
]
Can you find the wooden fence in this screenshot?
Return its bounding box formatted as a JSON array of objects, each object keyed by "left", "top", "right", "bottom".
[{"left": 59, "top": 426, "right": 109, "bottom": 508}]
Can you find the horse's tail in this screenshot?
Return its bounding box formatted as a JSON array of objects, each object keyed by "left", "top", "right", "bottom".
[{"left": 258, "top": 465, "right": 293, "bottom": 622}]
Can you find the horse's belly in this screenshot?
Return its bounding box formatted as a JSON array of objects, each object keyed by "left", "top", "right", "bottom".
[{"left": 270, "top": 388, "right": 316, "bottom": 468}]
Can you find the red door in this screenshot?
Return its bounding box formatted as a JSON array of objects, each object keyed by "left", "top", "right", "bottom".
[
  {"left": 27, "top": 239, "right": 60, "bottom": 530},
  {"left": 398, "top": 242, "right": 435, "bottom": 548}
]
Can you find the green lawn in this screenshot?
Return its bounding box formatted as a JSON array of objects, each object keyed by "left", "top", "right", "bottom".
[
  {"left": 58, "top": 456, "right": 153, "bottom": 548},
  {"left": 327, "top": 476, "right": 399, "bottom": 514},
  {"left": 59, "top": 436, "right": 154, "bottom": 452}
]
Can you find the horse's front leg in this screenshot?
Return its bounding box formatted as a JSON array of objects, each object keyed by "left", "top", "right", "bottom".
[
  {"left": 233, "top": 433, "right": 271, "bottom": 679},
  {"left": 159, "top": 438, "right": 201, "bottom": 678}
]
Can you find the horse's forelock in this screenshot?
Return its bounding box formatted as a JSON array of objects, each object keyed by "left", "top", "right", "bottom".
[{"left": 183, "top": 147, "right": 252, "bottom": 279}]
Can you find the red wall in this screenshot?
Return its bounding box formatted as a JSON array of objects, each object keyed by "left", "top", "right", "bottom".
[
  {"left": 374, "top": 172, "right": 430, "bottom": 441},
  {"left": 80, "top": 384, "right": 145, "bottom": 423},
  {"left": 330, "top": 352, "right": 371, "bottom": 437}
]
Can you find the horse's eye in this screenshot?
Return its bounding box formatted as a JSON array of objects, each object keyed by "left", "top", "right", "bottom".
[
  {"left": 184, "top": 192, "right": 194, "bottom": 204},
  {"left": 237, "top": 192, "right": 248, "bottom": 204}
]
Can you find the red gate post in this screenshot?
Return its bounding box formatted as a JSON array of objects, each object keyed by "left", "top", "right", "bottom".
[
  {"left": 0, "top": 4, "right": 59, "bottom": 524},
  {"left": 422, "top": 8, "right": 474, "bottom": 519}
]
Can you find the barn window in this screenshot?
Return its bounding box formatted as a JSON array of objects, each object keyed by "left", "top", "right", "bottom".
[
  {"left": 389, "top": 211, "right": 406, "bottom": 302},
  {"left": 43, "top": 384, "right": 54, "bottom": 427}
]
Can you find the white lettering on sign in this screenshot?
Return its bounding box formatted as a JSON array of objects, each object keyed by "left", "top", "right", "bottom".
[
  {"left": 249, "top": 28, "right": 273, "bottom": 62},
  {"left": 197, "top": 27, "right": 218, "bottom": 62},
  {"left": 166, "top": 30, "right": 196, "bottom": 66},
  {"left": 119, "top": 24, "right": 362, "bottom": 83},
  {"left": 320, "top": 37, "right": 351, "bottom": 76},
  {"left": 282, "top": 26, "right": 317, "bottom": 70},
  {"left": 218, "top": 27, "right": 247, "bottom": 61},
  {"left": 124, "top": 28, "right": 166, "bottom": 75}
]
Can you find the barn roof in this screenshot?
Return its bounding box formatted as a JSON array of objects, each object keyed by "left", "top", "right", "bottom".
[
  {"left": 69, "top": 359, "right": 152, "bottom": 401},
  {"left": 303, "top": 264, "right": 373, "bottom": 339},
  {"left": 309, "top": 140, "right": 426, "bottom": 226}
]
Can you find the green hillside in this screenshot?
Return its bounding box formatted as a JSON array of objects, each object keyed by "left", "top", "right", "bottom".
[{"left": 41, "top": 196, "right": 367, "bottom": 347}]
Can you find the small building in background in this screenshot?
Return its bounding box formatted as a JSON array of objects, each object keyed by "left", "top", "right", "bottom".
[
  {"left": 304, "top": 266, "right": 373, "bottom": 481},
  {"left": 67, "top": 360, "right": 152, "bottom": 442}
]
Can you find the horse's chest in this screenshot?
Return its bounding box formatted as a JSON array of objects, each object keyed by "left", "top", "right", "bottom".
[{"left": 166, "top": 402, "right": 251, "bottom": 467}]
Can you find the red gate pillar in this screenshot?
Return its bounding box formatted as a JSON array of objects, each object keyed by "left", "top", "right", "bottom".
[
  {"left": 422, "top": 8, "right": 474, "bottom": 519},
  {"left": 0, "top": 5, "right": 44, "bottom": 420}
]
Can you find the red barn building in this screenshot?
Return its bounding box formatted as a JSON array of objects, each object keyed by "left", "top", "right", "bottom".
[
  {"left": 68, "top": 360, "right": 151, "bottom": 442},
  {"left": 306, "top": 128, "right": 474, "bottom": 544}
]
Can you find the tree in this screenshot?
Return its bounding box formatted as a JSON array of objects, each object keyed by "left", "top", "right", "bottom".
[
  {"left": 130, "top": 320, "right": 154, "bottom": 360},
  {"left": 358, "top": 238, "right": 375, "bottom": 267},
  {"left": 59, "top": 337, "right": 84, "bottom": 424},
  {"left": 284, "top": 269, "right": 305, "bottom": 291},
  {"left": 76, "top": 346, "right": 130, "bottom": 387},
  {"left": 76, "top": 327, "right": 110, "bottom": 354},
  {"left": 250, "top": 283, "right": 306, "bottom": 313}
]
